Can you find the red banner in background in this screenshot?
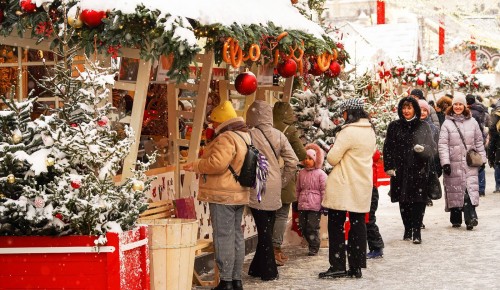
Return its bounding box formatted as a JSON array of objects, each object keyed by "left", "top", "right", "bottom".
[
  {"left": 470, "top": 36, "right": 477, "bottom": 74},
  {"left": 377, "top": 0, "right": 385, "bottom": 25},
  {"left": 439, "top": 19, "right": 445, "bottom": 55}
]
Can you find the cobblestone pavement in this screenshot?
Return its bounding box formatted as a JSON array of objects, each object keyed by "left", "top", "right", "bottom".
[{"left": 239, "top": 167, "right": 500, "bottom": 290}]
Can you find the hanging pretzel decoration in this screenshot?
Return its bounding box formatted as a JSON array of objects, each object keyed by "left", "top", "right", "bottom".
[
  {"left": 222, "top": 37, "right": 261, "bottom": 68},
  {"left": 316, "top": 52, "right": 333, "bottom": 72}
]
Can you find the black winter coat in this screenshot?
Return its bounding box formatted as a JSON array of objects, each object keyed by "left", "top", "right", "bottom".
[{"left": 383, "top": 97, "right": 437, "bottom": 204}]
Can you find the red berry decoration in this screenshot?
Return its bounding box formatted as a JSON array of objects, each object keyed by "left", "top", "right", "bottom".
[
  {"left": 80, "top": 9, "right": 106, "bottom": 28},
  {"left": 234, "top": 72, "right": 257, "bottom": 95},
  {"left": 328, "top": 61, "right": 342, "bottom": 78},
  {"left": 20, "top": 0, "right": 36, "bottom": 13},
  {"left": 71, "top": 180, "right": 81, "bottom": 189},
  {"left": 277, "top": 59, "right": 297, "bottom": 78}
]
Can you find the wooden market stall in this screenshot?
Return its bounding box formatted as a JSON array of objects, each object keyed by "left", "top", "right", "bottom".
[{"left": 0, "top": 0, "right": 348, "bottom": 287}]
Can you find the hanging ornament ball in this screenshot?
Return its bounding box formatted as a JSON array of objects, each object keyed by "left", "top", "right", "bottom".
[
  {"left": 132, "top": 180, "right": 145, "bottom": 191},
  {"left": 70, "top": 180, "right": 81, "bottom": 189},
  {"left": 68, "top": 15, "right": 83, "bottom": 28},
  {"left": 308, "top": 61, "right": 323, "bottom": 76},
  {"left": 328, "top": 61, "right": 342, "bottom": 78},
  {"left": 71, "top": 123, "right": 78, "bottom": 127},
  {"left": 45, "top": 157, "right": 55, "bottom": 167},
  {"left": 80, "top": 9, "right": 106, "bottom": 28},
  {"left": 97, "top": 116, "right": 109, "bottom": 127},
  {"left": 20, "top": 0, "right": 37, "bottom": 13},
  {"left": 34, "top": 196, "right": 45, "bottom": 208},
  {"left": 0, "top": 9, "right": 4, "bottom": 23},
  {"left": 277, "top": 59, "right": 297, "bottom": 78},
  {"left": 234, "top": 72, "right": 257, "bottom": 96},
  {"left": 7, "top": 174, "right": 15, "bottom": 184},
  {"left": 12, "top": 133, "right": 22, "bottom": 144},
  {"left": 416, "top": 79, "right": 425, "bottom": 86}
]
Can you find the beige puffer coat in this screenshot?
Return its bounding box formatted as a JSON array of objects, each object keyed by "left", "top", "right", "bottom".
[{"left": 194, "top": 117, "right": 251, "bottom": 205}]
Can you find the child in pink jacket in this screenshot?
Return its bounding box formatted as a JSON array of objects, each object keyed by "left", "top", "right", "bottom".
[{"left": 296, "top": 143, "right": 327, "bottom": 256}]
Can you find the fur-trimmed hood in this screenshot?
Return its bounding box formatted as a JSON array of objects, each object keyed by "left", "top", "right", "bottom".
[{"left": 304, "top": 143, "right": 324, "bottom": 169}]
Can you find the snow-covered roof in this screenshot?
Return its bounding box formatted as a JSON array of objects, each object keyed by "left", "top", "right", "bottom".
[
  {"left": 80, "top": 0, "right": 327, "bottom": 38},
  {"left": 341, "top": 22, "right": 420, "bottom": 74}
]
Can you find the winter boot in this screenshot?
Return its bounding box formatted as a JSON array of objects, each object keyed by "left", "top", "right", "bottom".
[
  {"left": 274, "top": 248, "right": 285, "bottom": 266},
  {"left": 212, "top": 280, "right": 234, "bottom": 290},
  {"left": 366, "top": 249, "right": 383, "bottom": 259},
  {"left": 318, "top": 267, "right": 347, "bottom": 279},
  {"left": 232, "top": 280, "right": 243, "bottom": 290},
  {"left": 275, "top": 246, "right": 288, "bottom": 261},
  {"left": 347, "top": 267, "right": 362, "bottom": 278}
]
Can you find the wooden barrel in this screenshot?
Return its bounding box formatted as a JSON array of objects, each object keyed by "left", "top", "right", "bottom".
[{"left": 140, "top": 218, "right": 198, "bottom": 290}]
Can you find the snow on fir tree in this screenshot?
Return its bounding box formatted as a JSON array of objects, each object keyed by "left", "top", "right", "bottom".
[
  {"left": 291, "top": 64, "right": 400, "bottom": 171},
  {"left": 0, "top": 8, "right": 155, "bottom": 237}
]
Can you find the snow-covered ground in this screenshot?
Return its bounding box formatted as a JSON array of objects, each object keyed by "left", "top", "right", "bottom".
[{"left": 196, "top": 166, "right": 500, "bottom": 289}]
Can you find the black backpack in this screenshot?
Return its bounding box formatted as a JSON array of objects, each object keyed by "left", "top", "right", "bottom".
[{"left": 228, "top": 131, "right": 267, "bottom": 188}]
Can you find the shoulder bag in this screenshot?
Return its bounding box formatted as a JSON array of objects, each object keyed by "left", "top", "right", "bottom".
[{"left": 452, "top": 121, "right": 483, "bottom": 167}]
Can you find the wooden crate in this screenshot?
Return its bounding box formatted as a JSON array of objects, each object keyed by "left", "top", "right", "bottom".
[{"left": 0, "top": 226, "right": 149, "bottom": 289}]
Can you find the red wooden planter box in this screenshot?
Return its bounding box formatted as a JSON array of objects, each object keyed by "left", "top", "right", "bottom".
[{"left": 0, "top": 225, "right": 149, "bottom": 290}]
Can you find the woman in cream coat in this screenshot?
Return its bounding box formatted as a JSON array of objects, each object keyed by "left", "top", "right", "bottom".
[{"left": 319, "top": 98, "right": 376, "bottom": 280}]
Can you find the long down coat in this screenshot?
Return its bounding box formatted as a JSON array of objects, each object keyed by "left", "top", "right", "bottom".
[
  {"left": 383, "top": 97, "right": 437, "bottom": 204},
  {"left": 246, "top": 100, "right": 299, "bottom": 211},
  {"left": 322, "top": 118, "right": 376, "bottom": 213},
  {"left": 438, "top": 114, "right": 486, "bottom": 210}
]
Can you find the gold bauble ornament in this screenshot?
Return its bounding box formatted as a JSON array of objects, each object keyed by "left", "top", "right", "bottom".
[
  {"left": 68, "top": 16, "right": 83, "bottom": 28},
  {"left": 132, "top": 180, "right": 145, "bottom": 191},
  {"left": 46, "top": 157, "right": 55, "bottom": 167},
  {"left": 0, "top": 193, "right": 5, "bottom": 199},
  {"left": 431, "top": 79, "right": 439, "bottom": 89},
  {"left": 7, "top": 174, "right": 15, "bottom": 184},
  {"left": 12, "top": 133, "right": 22, "bottom": 144}
]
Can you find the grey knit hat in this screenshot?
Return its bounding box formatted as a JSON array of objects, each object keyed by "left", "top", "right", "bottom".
[{"left": 339, "top": 98, "right": 365, "bottom": 111}]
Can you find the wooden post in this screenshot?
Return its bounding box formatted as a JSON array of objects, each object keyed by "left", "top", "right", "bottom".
[{"left": 120, "top": 48, "right": 152, "bottom": 180}]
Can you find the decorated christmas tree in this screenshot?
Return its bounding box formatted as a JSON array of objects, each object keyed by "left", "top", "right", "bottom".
[{"left": 0, "top": 4, "right": 155, "bottom": 237}]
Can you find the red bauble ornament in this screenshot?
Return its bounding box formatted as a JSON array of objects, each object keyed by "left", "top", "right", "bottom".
[
  {"left": 308, "top": 61, "right": 323, "bottom": 76},
  {"left": 234, "top": 72, "right": 257, "bottom": 95},
  {"left": 80, "top": 9, "right": 106, "bottom": 28},
  {"left": 328, "top": 61, "right": 342, "bottom": 78},
  {"left": 20, "top": 0, "right": 36, "bottom": 13},
  {"left": 54, "top": 213, "right": 63, "bottom": 220},
  {"left": 277, "top": 59, "right": 297, "bottom": 78},
  {"left": 71, "top": 123, "right": 78, "bottom": 127},
  {"left": 0, "top": 9, "right": 4, "bottom": 23},
  {"left": 97, "top": 116, "right": 109, "bottom": 127},
  {"left": 71, "top": 180, "right": 81, "bottom": 189},
  {"left": 416, "top": 79, "right": 425, "bottom": 86}
]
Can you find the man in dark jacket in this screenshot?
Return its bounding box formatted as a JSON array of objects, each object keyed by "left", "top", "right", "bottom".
[{"left": 467, "top": 94, "right": 487, "bottom": 196}]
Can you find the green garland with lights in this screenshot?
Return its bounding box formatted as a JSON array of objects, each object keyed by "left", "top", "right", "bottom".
[{"left": 0, "top": 0, "right": 347, "bottom": 82}]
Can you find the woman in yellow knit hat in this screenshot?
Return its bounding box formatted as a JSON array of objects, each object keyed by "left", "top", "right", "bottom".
[{"left": 183, "top": 100, "right": 249, "bottom": 290}]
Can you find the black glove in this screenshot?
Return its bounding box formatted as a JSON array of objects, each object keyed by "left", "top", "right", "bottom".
[
  {"left": 489, "top": 160, "right": 494, "bottom": 168},
  {"left": 443, "top": 164, "right": 451, "bottom": 176}
]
